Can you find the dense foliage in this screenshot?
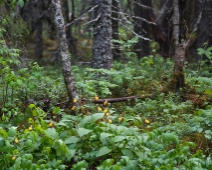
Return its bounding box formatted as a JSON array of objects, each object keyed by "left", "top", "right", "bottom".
[
  {"left": 1, "top": 37, "right": 212, "bottom": 169},
  {"left": 2, "top": 1, "right": 212, "bottom": 169}
]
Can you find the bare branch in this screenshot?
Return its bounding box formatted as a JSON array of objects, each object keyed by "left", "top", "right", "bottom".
[
  {"left": 119, "top": 22, "right": 150, "bottom": 41},
  {"left": 65, "top": 5, "right": 99, "bottom": 27},
  {"left": 83, "top": 12, "right": 102, "bottom": 26},
  {"left": 155, "top": 0, "right": 172, "bottom": 23},
  {"left": 131, "top": 0, "right": 161, "bottom": 13}
]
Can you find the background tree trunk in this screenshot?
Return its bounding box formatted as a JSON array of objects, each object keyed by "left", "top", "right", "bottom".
[
  {"left": 91, "top": 0, "right": 113, "bottom": 69},
  {"left": 173, "top": 0, "right": 186, "bottom": 92},
  {"left": 51, "top": 0, "right": 79, "bottom": 105},
  {"left": 195, "top": 0, "right": 212, "bottom": 55},
  {"left": 34, "top": 0, "right": 44, "bottom": 61},
  {"left": 112, "top": 0, "right": 121, "bottom": 60},
  {"left": 133, "top": 0, "right": 151, "bottom": 58}
]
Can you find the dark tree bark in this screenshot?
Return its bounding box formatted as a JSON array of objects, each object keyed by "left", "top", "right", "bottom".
[
  {"left": 34, "top": 0, "right": 44, "bottom": 61},
  {"left": 51, "top": 0, "right": 79, "bottom": 106},
  {"left": 35, "top": 18, "right": 43, "bottom": 61},
  {"left": 112, "top": 0, "right": 121, "bottom": 60},
  {"left": 195, "top": 0, "right": 212, "bottom": 53},
  {"left": 91, "top": 0, "right": 113, "bottom": 69},
  {"left": 133, "top": 0, "right": 151, "bottom": 58},
  {"left": 172, "top": 0, "right": 186, "bottom": 92}
]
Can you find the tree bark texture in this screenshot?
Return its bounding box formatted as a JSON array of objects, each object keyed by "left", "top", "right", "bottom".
[
  {"left": 51, "top": 0, "right": 79, "bottom": 104},
  {"left": 34, "top": 0, "right": 44, "bottom": 61},
  {"left": 112, "top": 0, "right": 121, "bottom": 60},
  {"left": 91, "top": 0, "right": 113, "bottom": 69},
  {"left": 173, "top": 0, "right": 186, "bottom": 91},
  {"left": 35, "top": 19, "right": 43, "bottom": 61},
  {"left": 196, "top": 0, "right": 212, "bottom": 51},
  {"left": 133, "top": 0, "right": 151, "bottom": 58}
]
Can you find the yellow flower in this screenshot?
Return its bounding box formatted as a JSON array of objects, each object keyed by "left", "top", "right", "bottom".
[
  {"left": 103, "top": 109, "right": 108, "bottom": 114},
  {"left": 71, "top": 106, "right": 76, "bottom": 111},
  {"left": 108, "top": 119, "right": 112, "bottom": 124},
  {"left": 73, "top": 98, "right": 77, "bottom": 103},
  {"left": 118, "top": 117, "right": 123, "bottom": 121},
  {"left": 97, "top": 107, "right": 102, "bottom": 111},
  {"left": 29, "top": 125, "right": 33, "bottom": 131},
  {"left": 94, "top": 95, "right": 99, "bottom": 100},
  {"left": 103, "top": 100, "right": 108, "bottom": 106},
  {"left": 145, "top": 119, "right": 150, "bottom": 124},
  {"left": 14, "top": 138, "right": 19, "bottom": 144},
  {"left": 11, "top": 156, "right": 16, "bottom": 160},
  {"left": 105, "top": 112, "right": 110, "bottom": 117},
  {"left": 48, "top": 122, "right": 54, "bottom": 127}
]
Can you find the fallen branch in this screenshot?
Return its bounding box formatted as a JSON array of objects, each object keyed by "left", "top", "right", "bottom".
[
  {"left": 56, "top": 94, "right": 152, "bottom": 106},
  {"left": 88, "top": 94, "right": 152, "bottom": 103}
]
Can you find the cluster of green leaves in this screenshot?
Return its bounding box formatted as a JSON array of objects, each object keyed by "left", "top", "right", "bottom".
[
  {"left": 2, "top": 10, "right": 212, "bottom": 168},
  {"left": 1, "top": 103, "right": 212, "bottom": 170},
  {"left": 74, "top": 67, "right": 119, "bottom": 98},
  {"left": 0, "top": 105, "right": 69, "bottom": 170},
  {"left": 72, "top": 55, "right": 173, "bottom": 99}
]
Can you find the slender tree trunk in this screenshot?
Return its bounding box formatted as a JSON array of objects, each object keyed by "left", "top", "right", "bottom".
[
  {"left": 172, "top": 0, "right": 186, "bottom": 92},
  {"left": 91, "top": 0, "right": 113, "bottom": 69},
  {"left": 133, "top": 0, "right": 151, "bottom": 58},
  {"left": 62, "top": 0, "right": 77, "bottom": 61},
  {"left": 62, "top": 0, "right": 72, "bottom": 52},
  {"left": 51, "top": 0, "right": 79, "bottom": 105},
  {"left": 112, "top": 0, "right": 121, "bottom": 60},
  {"left": 35, "top": 19, "right": 43, "bottom": 61},
  {"left": 35, "top": 0, "right": 43, "bottom": 61}
]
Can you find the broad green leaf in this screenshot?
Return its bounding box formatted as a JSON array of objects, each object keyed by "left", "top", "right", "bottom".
[
  {"left": 121, "top": 149, "right": 135, "bottom": 159},
  {"left": 197, "top": 127, "right": 203, "bottom": 133},
  {"left": 16, "top": 79, "right": 23, "bottom": 85},
  {"left": 18, "top": 0, "right": 24, "bottom": 7},
  {"left": 100, "top": 133, "right": 113, "bottom": 143},
  {"left": 65, "top": 136, "right": 80, "bottom": 144},
  {"left": 53, "top": 107, "right": 60, "bottom": 114},
  {"left": 67, "top": 149, "right": 76, "bottom": 160},
  {"left": 101, "top": 159, "right": 115, "bottom": 167},
  {"left": 45, "top": 128, "right": 59, "bottom": 139},
  {"left": 1, "top": 61, "right": 6, "bottom": 65},
  {"left": 78, "top": 113, "right": 104, "bottom": 128},
  {"left": 8, "top": 126, "right": 17, "bottom": 137},
  {"left": 96, "top": 146, "right": 112, "bottom": 157},
  {"left": 77, "top": 128, "right": 93, "bottom": 137},
  {"left": 137, "top": 135, "right": 149, "bottom": 143},
  {"left": 14, "top": 157, "right": 21, "bottom": 170},
  {"left": 113, "top": 136, "right": 126, "bottom": 143}
]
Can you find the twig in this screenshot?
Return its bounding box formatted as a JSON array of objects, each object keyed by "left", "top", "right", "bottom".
[
  {"left": 65, "top": 5, "right": 99, "bottom": 27},
  {"left": 55, "top": 94, "right": 152, "bottom": 106},
  {"left": 83, "top": 12, "right": 102, "bottom": 26}
]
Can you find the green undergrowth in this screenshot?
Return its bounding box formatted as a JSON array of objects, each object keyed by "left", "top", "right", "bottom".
[{"left": 2, "top": 36, "right": 212, "bottom": 169}]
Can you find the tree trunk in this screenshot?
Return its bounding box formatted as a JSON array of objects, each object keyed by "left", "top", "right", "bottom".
[
  {"left": 62, "top": 0, "right": 72, "bottom": 52},
  {"left": 51, "top": 0, "right": 79, "bottom": 105},
  {"left": 172, "top": 0, "right": 186, "bottom": 92},
  {"left": 112, "top": 0, "right": 121, "bottom": 60},
  {"left": 34, "top": 0, "right": 44, "bottom": 61},
  {"left": 196, "top": 0, "right": 212, "bottom": 54},
  {"left": 62, "top": 0, "right": 77, "bottom": 62},
  {"left": 133, "top": 0, "right": 151, "bottom": 58},
  {"left": 91, "top": 0, "right": 113, "bottom": 69}
]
